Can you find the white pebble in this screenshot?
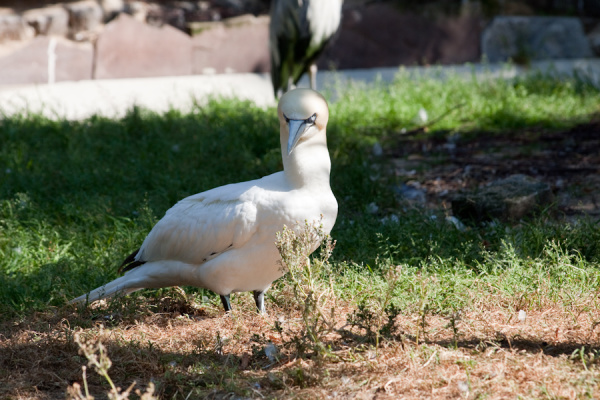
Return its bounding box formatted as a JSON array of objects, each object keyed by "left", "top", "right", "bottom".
[
  {"left": 372, "top": 142, "right": 383, "bottom": 156},
  {"left": 366, "top": 202, "right": 379, "bottom": 214},
  {"left": 264, "top": 342, "right": 279, "bottom": 362},
  {"left": 413, "top": 108, "right": 428, "bottom": 125},
  {"left": 446, "top": 216, "right": 466, "bottom": 232}
]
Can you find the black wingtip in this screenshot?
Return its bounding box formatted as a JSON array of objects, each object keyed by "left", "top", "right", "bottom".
[{"left": 118, "top": 248, "right": 146, "bottom": 274}]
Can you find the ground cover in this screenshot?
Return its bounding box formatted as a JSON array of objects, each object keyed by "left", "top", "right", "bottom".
[{"left": 1, "top": 70, "right": 599, "bottom": 399}]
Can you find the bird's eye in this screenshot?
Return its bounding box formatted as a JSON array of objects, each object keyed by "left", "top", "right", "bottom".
[
  {"left": 283, "top": 114, "right": 290, "bottom": 123},
  {"left": 306, "top": 113, "right": 316, "bottom": 124}
]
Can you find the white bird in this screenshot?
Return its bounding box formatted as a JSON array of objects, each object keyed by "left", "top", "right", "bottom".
[
  {"left": 270, "top": 0, "right": 343, "bottom": 97},
  {"left": 71, "top": 88, "right": 338, "bottom": 314}
]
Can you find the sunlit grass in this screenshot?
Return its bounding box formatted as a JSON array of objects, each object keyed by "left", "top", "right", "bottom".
[{"left": 330, "top": 68, "right": 600, "bottom": 138}]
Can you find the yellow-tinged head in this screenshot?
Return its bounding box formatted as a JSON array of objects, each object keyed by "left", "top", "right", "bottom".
[{"left": 277, "top": 88, "right": 329, "bottom": 155}]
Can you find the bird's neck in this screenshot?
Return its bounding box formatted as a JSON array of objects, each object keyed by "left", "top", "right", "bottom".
[{"left": 282, "top": 138, "right": 332, "bottom": 190}]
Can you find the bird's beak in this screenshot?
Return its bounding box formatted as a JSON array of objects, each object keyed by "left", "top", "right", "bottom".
[{"left": 287, "top": 119, "right": 307, "bottom": 155}]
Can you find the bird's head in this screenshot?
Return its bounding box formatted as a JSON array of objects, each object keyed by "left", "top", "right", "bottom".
[{"left": 278, "top": 88, "right": 329, "bottom": 155}]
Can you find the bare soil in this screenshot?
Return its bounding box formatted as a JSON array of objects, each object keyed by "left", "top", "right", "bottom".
[
  {"left": 387, "top": 121, "right": 600, "bottom": 219},
  {"left": 1, "top": 293, "right": 599, "bottom": 399}
]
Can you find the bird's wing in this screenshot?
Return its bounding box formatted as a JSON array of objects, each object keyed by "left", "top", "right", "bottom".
[
  {"left": 270, "top": 0, "right": 310, "bottom": 92},
  {"left": 136, "top": 178, "right": 269, "bottom": 265},
  {"left": 306, "top": 0, "right": 342, "bottom": 51}
]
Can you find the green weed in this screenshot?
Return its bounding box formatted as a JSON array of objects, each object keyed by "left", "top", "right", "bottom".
[{"left": 275, "top": 220, "right": 337, "bottom": 359}]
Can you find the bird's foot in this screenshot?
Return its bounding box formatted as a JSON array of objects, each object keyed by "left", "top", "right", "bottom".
[
  {"left": 220, "top": 294, "right": 232, "bottom": 313},
  {"left": 253, "top": 290, "right": 266, "bottom": 314}
]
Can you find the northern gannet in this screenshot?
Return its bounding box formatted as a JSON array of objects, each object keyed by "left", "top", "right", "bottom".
[
  {"left": 71, "top": 88, "right": 338, "bottom": 313},
  {"left": 269, "top": 0, "right": 343, "bottom": 96}
]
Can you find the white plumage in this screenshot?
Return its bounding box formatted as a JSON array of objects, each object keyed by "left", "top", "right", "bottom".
[{"left": 71, "top": 88, "right": 338, "bottom": 313}]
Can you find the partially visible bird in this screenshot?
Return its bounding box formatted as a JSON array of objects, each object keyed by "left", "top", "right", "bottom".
[
  {"left": 71, "top": 88, "right": 338, "bottom": 314},
  {"left": 270, "top": 0, "right": 343, "bottom": 97}
]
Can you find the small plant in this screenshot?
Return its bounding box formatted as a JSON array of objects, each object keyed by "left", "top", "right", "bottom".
[
  {"left": 570, "top": 346, "right": 600, "bottom": 371},
  {"left": 345, "top": 265, "right": 403, "bottom": 349},
  {"left": 275, "top": 219, "right": 337, "bottom": 359},
  {"left": 67, "top": 330, "right": 157, "bottom": 400},
  {"left": 414, "top": 273, "right": 433, "bottom": 345},
  {"left": 444, "top": 310, "right": 462, "bottom": 349}
]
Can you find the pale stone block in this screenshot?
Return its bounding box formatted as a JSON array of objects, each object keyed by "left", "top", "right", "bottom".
[
  {"left": 0, "top": 36, "right": 93, "bottom": 85},
  {"left": 94, "top": 13, "right": 192, "bottom": 79},
  {"left": 190, "top": 14, "right": 269, "bottom": 74}
]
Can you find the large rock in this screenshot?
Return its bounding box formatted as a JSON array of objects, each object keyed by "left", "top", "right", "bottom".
[
  {"left": 123, "top": 1, "right": 153, "bottom": 22},
  {"left": 319, "top": 3, "right": 482, "bottom": 70},
  {"left": 23, "top": 6, "right": 70, "bottom": 36},
  {"left": 99, "top": 0, "right": 125, "bottom": 21},
  {"left": 64, "top": 0, "right": 103, "bottom": 38},
  {"left": 451, "top": 174, "right": 554, "bottom": 222},
  {"left": 0, "top": 36, "right": 93, "bottom": 85},
  {"left": 482, "top": 17, "right": 594, "bottom": 62},
  {"left": 94, "top": 13, "right": 192, "bottom": 79},
  {"left": 190, "top": 14, "right": 269, "bottom": 74},
  {"left": 588, "top": 23, "right": 600, "bottom": 57},
  {"left": 0, "top": 12, "right": 35, "bottom": 43}
]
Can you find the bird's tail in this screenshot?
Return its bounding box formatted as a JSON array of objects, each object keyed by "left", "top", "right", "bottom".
[
  {"left": 69, "top": 275, "right": 142, "bottom": 305},
  {"left": 69, "top": 260, "right": 199, "bottom": 305}
]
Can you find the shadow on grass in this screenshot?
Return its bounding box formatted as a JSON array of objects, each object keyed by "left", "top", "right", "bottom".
[
  {"left": 0, "top": 104, "right": 281, "bottom": 222},
  {"left": 434, "top": 337, "right": 600, "bottom": 359}
]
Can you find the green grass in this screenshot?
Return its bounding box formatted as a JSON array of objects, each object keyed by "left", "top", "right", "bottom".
[
  {"left": 333, "top": 238, "right": 600, "bottom": 313},
  {"left": 331, "top": 67, "right": 600, "bottom": 138},
  {"left": 1, "top": 70, "right": 599, "bottom": 319}
]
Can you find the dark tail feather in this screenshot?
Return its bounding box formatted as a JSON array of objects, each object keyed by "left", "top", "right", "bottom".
[{"left": 119, "top": 248, "right": 146, "bottom": 274}]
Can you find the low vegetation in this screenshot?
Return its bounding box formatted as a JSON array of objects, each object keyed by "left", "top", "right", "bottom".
[{"left": 1, "top": 68, "right": 599, "bottom": 398}]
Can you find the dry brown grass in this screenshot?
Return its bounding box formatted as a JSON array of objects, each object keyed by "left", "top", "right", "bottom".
[{"left": 1, "top": 290, "right": 599, "bottom": 400}]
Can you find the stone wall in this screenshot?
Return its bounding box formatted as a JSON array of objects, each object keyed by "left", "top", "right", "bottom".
[
  {"left": 482, "top": 16, "right": 595, "bottom": 63},
  {"left": 0, "top": 0, "right": 599, "bottom": 86},
  {"left": 0, "top": 1, "right": 270, "bottom": 85}
]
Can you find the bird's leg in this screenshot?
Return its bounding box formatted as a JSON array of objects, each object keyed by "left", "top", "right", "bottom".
[
  {"left": 220, "top": 294, "right": 232, "bottom": 312},
  {"left": 253, "top": 290, "right": 266, "bottom": 314},
  {"left": 309, "top": 63, "right": 318, "bottom": 90}
]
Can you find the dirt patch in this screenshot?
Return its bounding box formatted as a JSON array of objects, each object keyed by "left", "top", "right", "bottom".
[
  {"left": 1, "top": 290, "right": 599, "bottom": 399},
  {"left": 387, "top": 121, "right": 600, "bottom": 219}
]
